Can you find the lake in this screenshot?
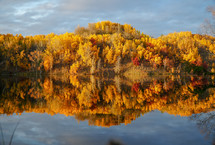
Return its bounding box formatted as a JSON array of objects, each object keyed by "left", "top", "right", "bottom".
[{"left": 0, "top": 75, "right": 214, "bottom": 145}]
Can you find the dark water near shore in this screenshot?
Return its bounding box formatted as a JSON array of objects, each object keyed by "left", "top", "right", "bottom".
[{"left": 0, "top": 75, "right": 215, "bottom": 145}]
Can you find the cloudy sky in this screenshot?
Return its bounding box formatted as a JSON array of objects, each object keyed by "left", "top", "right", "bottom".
[{"left": 0, "top": 0, "right": 214, "bottom": 37}]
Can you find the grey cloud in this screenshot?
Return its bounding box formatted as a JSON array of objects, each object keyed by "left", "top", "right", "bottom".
[{"left": 0, "top": 0, "right": 214, "bottom": 37}]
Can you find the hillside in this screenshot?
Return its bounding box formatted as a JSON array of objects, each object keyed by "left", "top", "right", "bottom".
[{"left": 0, "top": 21, "right": 215, "bottom": 76}]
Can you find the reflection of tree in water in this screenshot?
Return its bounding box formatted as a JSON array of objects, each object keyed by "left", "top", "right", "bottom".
[
  {"left": 189, "top": 83, "right": 215, "bottom": 144},
  {"left": 0, "top": 76, "right": 215, "bottom": 127},
  {"left": 191, "top": 111, "right": 215, "bottom": 144},
  {"left": 0, "top": 119, "right": 20, "bottom": 145}
]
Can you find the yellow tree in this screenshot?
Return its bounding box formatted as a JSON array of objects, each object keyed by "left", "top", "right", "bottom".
[{"left": 28, "top": 50, "right": 43, "bottom": 74}]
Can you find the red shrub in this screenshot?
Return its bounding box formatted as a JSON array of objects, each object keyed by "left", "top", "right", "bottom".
[
  {"left": 132, "top": 83, "right": 140, "bottom": 92},
  {"left": 90, "top": 38, "right": 97, "bottom": 46},
  {"left": 147, "top": 43, "right": 154, "bottom": 48},
  {"left": 191, "top": 77, "right": 208, "bottom": 88},
  {"left": 132, "top": 57, "right": 140, "bottom": 66},
  {"left": 195, "top": 57, "right": 203, "bottom": 66}
]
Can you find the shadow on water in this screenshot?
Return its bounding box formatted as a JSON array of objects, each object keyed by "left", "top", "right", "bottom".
[{"left": 107, "top": 139, "right": 124, "bottom": 145}]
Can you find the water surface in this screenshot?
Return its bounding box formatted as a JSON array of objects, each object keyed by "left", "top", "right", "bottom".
[{"left": 0, "top": 76, "right": 214, "bottom": 145}]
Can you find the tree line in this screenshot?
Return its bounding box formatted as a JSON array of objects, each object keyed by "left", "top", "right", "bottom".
[{"left": 0, "top": 21, "right": 215, "bottom": 75}]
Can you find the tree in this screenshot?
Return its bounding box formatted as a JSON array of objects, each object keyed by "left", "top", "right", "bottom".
[
  {"left": 28, "top": 50, "right": 43, "bottom": 74},
  {"left": 201, "top": 6, "right": 215, "bottom": 36},
  {"left": 90, "top": 56, "right": 96, "bottom": 74},
  {"left": 114, "top": 56, "right": 121, "bottom": 74}
]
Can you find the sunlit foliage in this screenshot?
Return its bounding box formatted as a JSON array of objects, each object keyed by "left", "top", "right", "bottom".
[{"left": 0, "top": 21, "right": 214, "bottom": 74}]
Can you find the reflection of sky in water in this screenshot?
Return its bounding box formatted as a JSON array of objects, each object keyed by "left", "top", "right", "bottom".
[{"left": 0, "top": 111, "right": 212, "bottom": 145}]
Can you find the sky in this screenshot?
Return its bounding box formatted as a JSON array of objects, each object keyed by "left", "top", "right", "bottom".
[{"left": 0, "top": 0, "right": 214, "bottom": 37}]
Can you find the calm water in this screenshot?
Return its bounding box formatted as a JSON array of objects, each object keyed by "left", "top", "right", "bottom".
[{"left": 0, "top": 76, "right": 215, "bottom": 145}]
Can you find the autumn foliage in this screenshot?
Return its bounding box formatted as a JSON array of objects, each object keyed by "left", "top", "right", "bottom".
[
  {"left": 0, "top": 76, "right": 215, "bottom": 127},
  {"left": 0, "top": 21, "right": 215, "bottom": 74}
]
